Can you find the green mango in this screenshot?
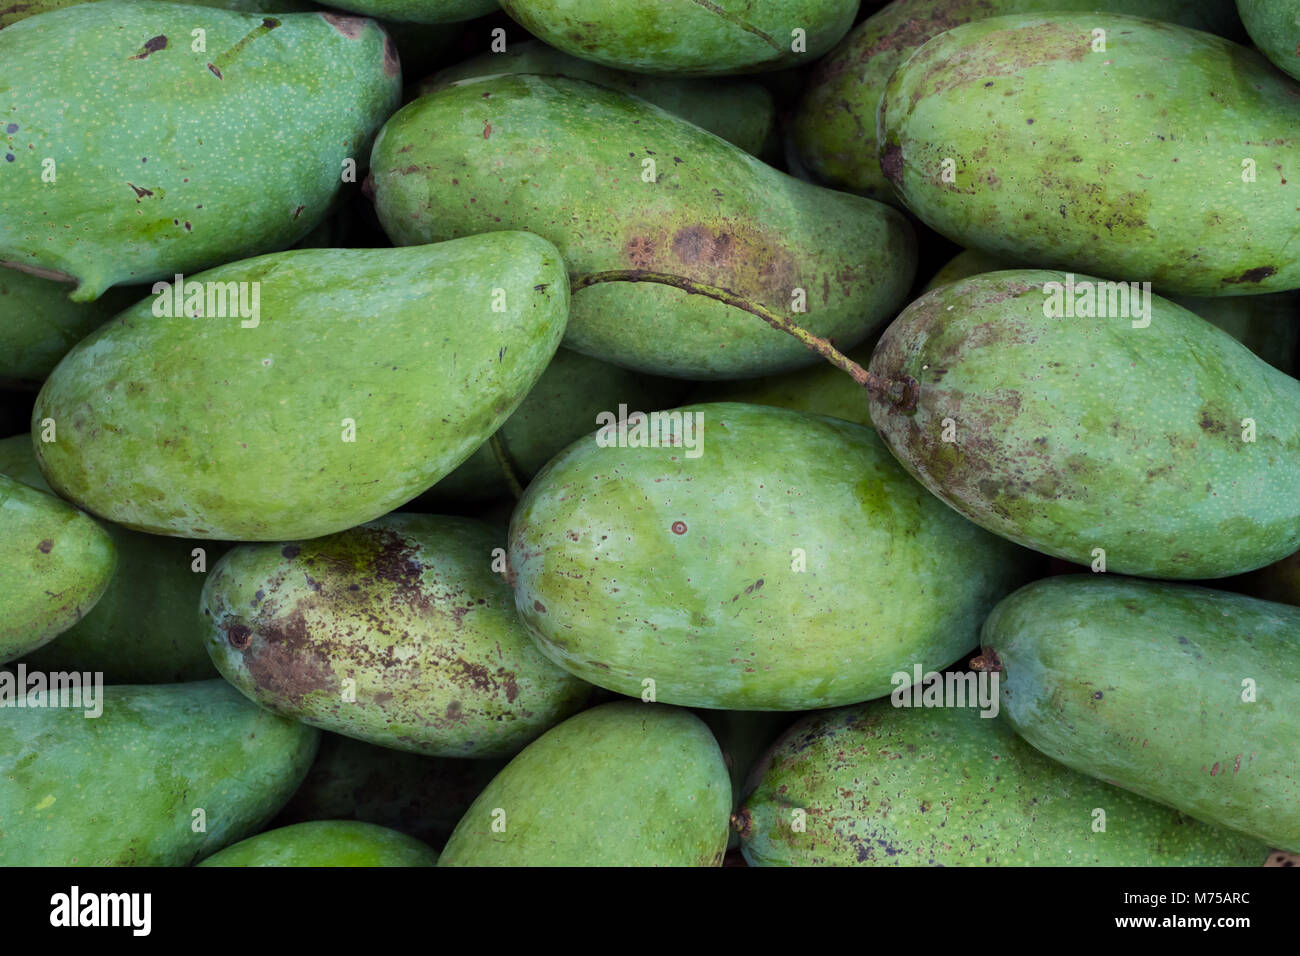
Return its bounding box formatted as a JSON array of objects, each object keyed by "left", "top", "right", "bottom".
[
  {"left": 0, "top": 472, "right": 115, "bottom": 664},
  {"left": 0, "top": 2, "right": 400, "bottom": 302},
  {"left": 793, "top": 0, "right": 1245, "bottom": 202},
  {"left": 0, "top": 434, "right": 220, "bottom": 682},
  {"left": 426, "top": 348, "right": 684, "bottom": 503},
  {"left": 420, "top": 39, "right": 777, "bottom": 156},
  {"left": 868, "top": 270, "right": 1300, "bottom": 578},
  {"left": 33, "top": 234, "right": 570, "bottom": 540},
  {"left": 273, "top": 732, "right": 507, "bottom": 848},
  {"left": 0, "top": 679, "right": 319, "bottom": 865},
  {"left": 370, "top": 74, "right": 916, "bottom": 380},
  {"left": 198, "top": 820, "right": 440, "bottom": 866},
  {"left": 700, "top": 710, "right": 794, "bottom": 850},
  {"left": 0, "top": 0, "right": 318, "bottom": 29},
  {"left": 440, "top": 702, "right": 731, "bottom": 866},
  {"left": 201, "top": 513, "right": 590, "bottom": 756},
  {"left": 922, "top": 250, "right": 1300, "bottom": 372},
  {"left": 983, "top": 575, "right": 1300, "bottom": 852},
  {"left": 879, "top": 14, "right": 1300, "bottom": 295},
  {"left": 738, "top": 700, "right": 1270, "bottom": 866},
  {"left": 509, "top": 402, "right": 1034, "bottom": 709},
  {"left": 322, "top": 0, "right": 495, "bottom": 25},
  {"left": 1238, "top": 0, "right": 1300, "bottom": 80},
  {"left": 0, "top": 271, "right": 138, "bottom": 388},
  {"left": 497, "top": 0, "right": 856, "bottom": 75}
]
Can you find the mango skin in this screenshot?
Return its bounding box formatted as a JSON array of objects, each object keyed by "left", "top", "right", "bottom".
[
  {"left": 509, "top": 402, "right": 1035, "bottom": 710},
  {"left": 0, "top": 473, "right": 115, "bottom": 664},
  {"left": 984, "top": 575, "right": 1300, "bottom": 853},
  {"left": 878, "top": 14, "right": 1300, "bottom": 295},
  {"left": 0, "top": 3, "right": 400, "bottom": 302},
  {"left": 32, "top": 235, "right": 569, "bottom": 540},
  {"left": 370, "top": 74, "right": 916, "bottom": 380},
  {"left": 201, "top": 514, "right": 590, "bottom": 757},
  {"left": 498, "top": 0, "right": 856, "bottom": 76},
  {"left": 309, "top": 0, "right": 495, "bottom": 24},
  {"left": 868, "top": 270, "right": 1300, "bottom": 579},
  {"left": 273, "top": 732, "right": 507, "bottom": 848},
  {"left": 440, "top": 702, "right": 731, "bottom": 866},
  {"left": 0, "top": 0, "right": 317, "bottom": 29},
  {"left": 793, "top": 0, "right": 1246, "bottom": 201},
  {"left": 197, "top": 820, "right": 439, "bottom": 866},
  {"left": 0, "top": 434, "right": 220, "bottom": 682},
  {"left": 421, "top": 39, "right": 776, "bottom": 156},
  {"left": 0, "top": 271, "right": 138, "bottom": 388},
  {"left": 1238, "top": 0, "right": 1300, "bottom": 80},
  {"left": 0, "top": 680, "right": 319, "bottom": 865},
  {"left": 739, "top": 700, "right": 1269, "bottom": 866}
]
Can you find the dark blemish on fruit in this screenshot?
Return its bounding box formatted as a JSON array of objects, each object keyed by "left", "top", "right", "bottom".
[
  {"left": 37, "top": 539, "right": 53, "bottom": 554},
  {"left": 320, "top": 12, "right": 365, "bottom": 38},
  {"left": 382, "top": 31, "right": 399, "bottom": 77},
  {"left": 880, "top": 143, "right": 903, "bottom": 186},
  {"left": 533, "top": 599, "right": 546, "bottom": 613},
  {"left": 672, "top": 521, "right": 687, "bottom": 534},
  {"left": 4, "top": 155, "right": 12, "bottom": 163},
  {"left": 227, "top": 623, "right": 252, "bottom": 649},
  {"left": 1221, "top": 266, "right": 1277, "bottom": 285},
  {"left": 292, "top": 205, "right": 304, "bottom": 218},
  {"left": 262, "top": 17, "right": 280, "bottom": 28},
  {"left": 207, "top": 63, "right": 223, "bottom": 79},
  {"left": 5, "top": 124, "right": 17, "bottom": 134},
  {"left": 483, "top": 121, "right": 492, "bottom": 139},
  {"left": 1092, "top": 691, "right": 1103, "bottom": 699},
  {"left": 130, "top": 35, "right": 168, "bottom": 60},
  {"left": 126, "top": 182, "right": 153, "bottom": 199},
  {"left": 282, "top": 544, "right": 301, "bottom": 559}
]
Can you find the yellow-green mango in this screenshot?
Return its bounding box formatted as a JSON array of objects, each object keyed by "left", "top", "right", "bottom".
[
  {"left": 197, "top": 820, "right": 439, "bottom": 866},
  {"left": 32, "top": 234, "right": 569, "bottom": 540},
  {"left": 370, "top": 74, "right": 916, "bottom": 379},
  {"left": 0, "top": 2, "right": 400, "bottom": 301}
]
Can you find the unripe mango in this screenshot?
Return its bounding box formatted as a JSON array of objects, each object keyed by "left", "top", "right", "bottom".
[
  {"left": 879, "top": 14, "right": 1300, "bottom": 294},
  {"left": 509, "top": 402, "right": 1034, "bottom": 709},
  {"left": 983, "top": 575, "right": 1300, "bottom": 852},
  {"left": 370, "top": 74, "right": 916, "bottom": 379},
  {"left": 324, "top": 0, "right": 495, "bottom": 25},
  {"left": 497, "top": 0, "right": 857, "bottom": 75},
  {"left": 197, "top": 820, "right": 439, "bottom": 866},
  {"left": 1238, "top": 0, "right": 1300, "bottom": 80},
  {"left": 0, "top": 0, "right": 317, "bottom": 29},
  {"left": 0, "top": 2, "right": 400, "bottom": 301},
  {"left": 868, "top": 270, "right": 1300, "bottom": 578},
  {"left": 32, "top": 235, "right": 569, "bottom": 540},
  {"left": 201, "top": 514, "right": 590, "bottom": 756},
  {"left": 0, "top": 680, "right": 319, "bottom": 865},
  {"left": 440, "top": 702, "right": 730, "bottom": 866},
  {"left": 0, "top": 473, "right": 115, "bottom": 664},
  {"left": 739, "top": 700, "right": 1269, "bottom": 865}
]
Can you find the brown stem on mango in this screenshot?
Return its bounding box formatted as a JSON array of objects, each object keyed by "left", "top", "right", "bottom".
[
  {"left": 570, "top": 269, "right": 918, "bottom": 409},
  {"left": 970, "top": 649, "right": 1003, "bottom": 673},
  {"left": 489, "top": 432, "right": 525, "bottom": 500}
]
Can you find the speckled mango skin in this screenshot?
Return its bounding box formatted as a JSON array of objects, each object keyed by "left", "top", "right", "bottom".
[
  {"left": 370, "top": 74, "right": 916, "bottom": 380},
  {"left": 738, "top": 700, "right": 1269, "bottom": 866},
  {"left": 1238, "top": 0, "right": 1300, "bottom": 81},
  {"left": 0, "top": 0, "right": 317, "bottom": 30},
  {"left": 792, "top": 0, "right": 1244, "bottom": 202},
  {"left": 0, "top": 473, "right": 115, "bottom": 664},
  {"left": 440, "top": 702, "right": 731, "bottom": 866},
  {"left": 498, "top": 0, "right": 856, "bottom": 76},
  {"left": 0, "top": 680, "right": 319, "bottom": 865},
  {"left": 201, "top": 514, "right": 591, "bottom": 757},
  {"left": 319, "top": 0, "right": 495, "bottom": 25},
  {"left": 868, "top": 270, "right": 1300, "bottom": 579},
  {"left": 421, "top": 39, "right": 776, "bottom": 156},
  {"left": 0, "top": 271, "right": 138, "bottom": 388},
  {"left": 878, "top": 14, "right": 1300, "bottom": 295},
  {"left": 0, "top": 2, "right": 400, "bottom": 302},
  {"left": 32, "top": 234, "right": 569, "bottom": 540},
  {"left": 509, "top": 402, "right": 1035, "bottom": 710},
  {"left": 198, "top": 820, "right": 439, "bottom": 866},
  {"left": 0, "top": 434, "right": 220, "bottom": 682},
  {"left": 984, "top": 575, "right": 1300, "bottom": 852}
]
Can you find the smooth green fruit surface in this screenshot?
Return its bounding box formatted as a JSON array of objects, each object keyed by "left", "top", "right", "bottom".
[
  {"left": 794, "top": 0, "right": 1245, "bottom": 201},
  {"left": 422, "top": 39, "right": 776, "bottom": 156},
  {"left": 879, "top": 14, "right": 1300, "bottom": 295},
  {"left": 739, "top": 700, "right": 1270, "bottom": 865},
  {"left": 201, "top": 514, "right": 590, "bottom": 756},
  {"left": 273, "top": 732, "right": 507, "bottom": 848},
  {"left": 984, "top": 575, "right": 1300, "bottom": 853},
  {"left": 1238, "top": 0, "right": 1300, "bottom": 80},
  {"left": 0, "top": 680, "right": 319, "bottom": 865},
  {"left": 33, "top": 235, "right": 569, "bottom": 540},
  {"left": 0, "top": 473, "right": 115, "bottom": 664},
  {"left": 0, "top": 2, "right": 400, "bottom": 301},
  {"left": 311, "top": 0, "right": 494, "bottom": 24},
  {"left": 371, "top": 74, "right": 916, "bottom": 379},
  {"left": 509, "top": 402, "right": 1034, "bottom": 710},
  {"left": 440, "top": 702, "right": 731, "bottom": 866},
  {"left": 197, "top": 820, "right": 439, "bottom": 866},
  {"left": 498, "top": 0, "right": 857, "bottom": 75},
  {"left": 0, "top": 0, "right": 317, "bottom": 29},
  {"left": 868, "top": 270, "right": 1300, "bottom": 579}
]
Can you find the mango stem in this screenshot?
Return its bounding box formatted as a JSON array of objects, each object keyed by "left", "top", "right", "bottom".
[
  {"left": 488, "top": 432, "right": 525, "bottom": 500},
  {"left": 569, "top": 269, "right": 917, "bottom": 408}
]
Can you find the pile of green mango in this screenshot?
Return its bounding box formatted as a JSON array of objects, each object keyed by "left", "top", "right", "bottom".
[{"left": 2, "top": 0, "right": 1298, "bottom": 870}]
